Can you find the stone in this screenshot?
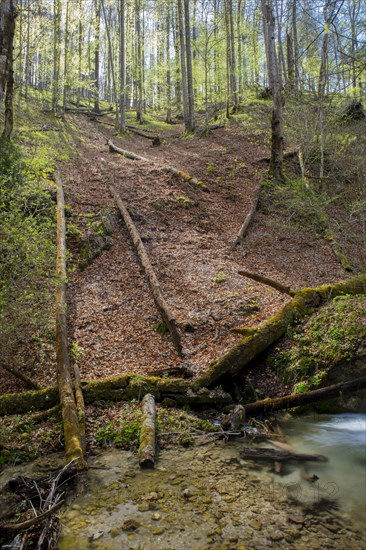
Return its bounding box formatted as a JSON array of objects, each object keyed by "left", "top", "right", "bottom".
[{"left": 122, "top": 519, "right": 140, "bottom": 532}]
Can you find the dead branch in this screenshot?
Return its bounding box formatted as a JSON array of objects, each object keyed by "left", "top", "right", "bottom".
[
  {"left": 55, "top": 170, "right": 87, "bottom": 469},
  {"left": 0, "top": 501, "right": 64, "bottom": 533},
  {"left": 110, "top": 185, "right": 183, "bottom": 356},
  {"left": 237, "top": 270, "right": 295, "bottom": 296},
  {"left": 232, "top": 184, "right": 262, "bottom": 247},
  {"left": 0, "top": 363, "right": 41, "bottom": 390},
  {"left": 138, "top": 394, "right": 156, "bottom": 469}
]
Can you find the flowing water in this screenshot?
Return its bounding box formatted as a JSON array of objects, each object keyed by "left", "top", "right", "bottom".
[{"left": 56, "top": 413, "right": 366, "bottom": 550}]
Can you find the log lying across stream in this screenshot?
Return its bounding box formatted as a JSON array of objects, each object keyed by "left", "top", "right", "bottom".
[{"left": 110, "top": 184, "right": 183, "bottom": 356}]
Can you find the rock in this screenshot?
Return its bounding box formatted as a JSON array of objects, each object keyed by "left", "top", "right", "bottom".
[
  {"left": 122, "top": 519, "right": 140, "bottom": 531},
  {"left": 248, "top": 518, "right": 262, "bottom": 530},
  {"left": 288, "top": 514, "right": 305, "bottom": 525},
  {"left": 138, "top": 502, "right": 150, "bottom": 512},
  {"left": 152, "top": 526, "right": 165, "bottom": 535},
  {"left": 88, "top": 530, "right": 104, "bottom": 541},
  {"left": 152, "top": 512, "right": 161, "bottom": 521}
]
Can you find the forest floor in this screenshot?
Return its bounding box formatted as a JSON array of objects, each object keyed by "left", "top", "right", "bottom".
[{"left": 1, "top": 105, "right": 360, "bottom": 396}]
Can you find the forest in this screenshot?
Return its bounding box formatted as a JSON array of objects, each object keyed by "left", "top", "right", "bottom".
[{"left": 0, "top": 0, "right": 366, "bottom": 548}]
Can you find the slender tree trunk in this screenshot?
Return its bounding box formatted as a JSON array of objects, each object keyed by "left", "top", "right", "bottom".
[
  {"left": 62, "top": 0, "right": 69, "bottom": 110},
  {"left": 94, "top": 0, "right": 101, "bottom": 113},
  {"left": 183, "top": 0, "right": 195, "bottom": 132},
  {"left": 0, "top": 0, "right": 17, "bottom": 140},
  {"left": 165, "top": 6, "right": 173, "bottom": 124},
  {"left": 261, "top": 0, "right": 284, "bottom": 180},
  {"left": 77, "top": 0, "right": 83, "bottom": 107},
  {"left": 119, "top": 0, "right": 126, "bottom": 131},
  {"left": 177, "top": 0, "right": 189, "bottom": 127},
  {"left": 291, "top": 0, "right": 299, "bottom": 93},
  {"left": 135, "top": 0, "right": 143, "bottom": 123},
  {"left": 101, "top": 0, "right": 118, "bottom": 121},
  {"left": 52, "top": 0, "right": 61, "bottom": 112}
]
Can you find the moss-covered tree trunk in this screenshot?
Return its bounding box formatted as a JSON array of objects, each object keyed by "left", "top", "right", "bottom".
[
  {"left": 194, "top": 274, "right": 366, "bottom": 388},
  {"left": 138, "top": 393, "right": 156, "bottom": 468},
  {"left": 55, "top": 171, "right": 87, "bottom": 469}
]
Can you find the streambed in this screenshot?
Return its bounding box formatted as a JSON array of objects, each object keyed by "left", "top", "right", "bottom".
[{"left": 56, "top": 414, "right": 365, "bottom": 550}]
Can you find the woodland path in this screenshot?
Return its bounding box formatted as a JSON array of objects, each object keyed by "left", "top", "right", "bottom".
[{"left": 0, "top": 114, "right": 346, "bottom": 393}]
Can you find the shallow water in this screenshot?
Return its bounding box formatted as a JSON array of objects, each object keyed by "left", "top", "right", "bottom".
[
  {"left": 56, "top": 413, "right": 366, "bottom": 550},
  {"left": 280, "top": 413, "right": 366, "bottom": 529}
]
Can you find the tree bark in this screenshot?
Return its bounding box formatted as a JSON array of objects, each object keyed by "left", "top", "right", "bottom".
[
  {"left": 55, "top": 170, "right": 87, "bottom": 469},
  {"left": 110, "top": 184, "right": 183, "bottom": 356},
  {"left": 138, "top": 393, "right": 156, "bottom": 468}
]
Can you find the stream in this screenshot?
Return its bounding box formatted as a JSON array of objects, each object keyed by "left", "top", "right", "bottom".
[{"left": 56, "top": 413, "right": 365, "bottom": 550}]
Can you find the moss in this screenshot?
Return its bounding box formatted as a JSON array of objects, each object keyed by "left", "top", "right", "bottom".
[
  {"left": 0, "top": 387, "right": 58, "bottom": 416},
  {"left": 269, "top": 293, "right": 366, "bottom": 390}
]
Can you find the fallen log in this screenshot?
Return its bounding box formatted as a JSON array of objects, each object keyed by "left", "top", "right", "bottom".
[
  {"left": 241, "top": 447, "right": 327, "bottom": 462},
  {"left": 193, "top": 274, "right": 366, "bottom": 388},
  {"left": 238, "top": 270, "right": 295, "bottom": 296},
  {"left": 127, "top": 126, "right": 161, "bottom": 146},
  {"left": 0, "top": 374, "right": 232, "bottom": 416},
  {"left": 138, "top": 394, "right": 156, "bottom": 468},
  {"left": 110, "top": 184, "right": 183, "bottom": 356},
  {"left": 244, "top": 375, "right": 366, "bottom": 416},
  {"left": 107, "top": 140, "right": 203, "bottom": 186},
  {"left": 0, "top": 362, "right": 42, "bottom": 390},
  {"left": 55, "top": 170, "right": 87, "bottom": 470},
  {"left": 232, "top": 184, "right": 262, "bottom": 247},
  {"left": 108, "top": 139, "right": 150, "bottom": 161}
]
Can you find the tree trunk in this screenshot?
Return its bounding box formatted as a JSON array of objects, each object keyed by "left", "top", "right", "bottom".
[
  {"left": 52, "top": 0, "right": 61, "bottom": 113},
  {"left": 0, "top": 0, "right": 17, "bottom": 140},
  {"left": 138, "top": 394, "right": 156, "bottom": 468},
  {"left": 183, "top": 0, "right": 195, "bottom": 132},
  {"left": 261, "top": 0, "right": 284, "bottom": 180},
  {"left": 94, "top": 0, "right": 101, "bottom": 113},
  {"left": 135, "top": 0, "right": 143, "bottom": 124},
  {"left": 55, "top": 171, "right": 87, "bottom": 469},
  {"left": 119, "top": 0, "right": 126, "bottom": 131}
]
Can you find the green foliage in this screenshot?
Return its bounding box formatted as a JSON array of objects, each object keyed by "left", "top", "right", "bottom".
[
  {"left": 95, "top": 419, "right": 142, "bottom": 449},
  {"left": 0, "top": 141, "right": 56, "bottom": 364},
  {"left": 269, "top": 295, "right": 366, "bottom": 389},
  {"left": 153, "top": 321, "right": 169, "bottom": 335},
  {"left": 175, "top": 195, "right": 194, "bottom": 208},
  {"left": 212, "top": 271, "right": 227, "bottom": 284}
]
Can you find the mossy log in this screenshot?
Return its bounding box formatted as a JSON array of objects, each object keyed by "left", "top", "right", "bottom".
[
  {"left": 244, "top": 375, "right": 366, "bottom": 416},
  {"left": 237, "top": 270, "right": 295, "bottom": 296},
  {"left": 194, "top": 274, "right": 366, "bottom": 388},
  {"left": 163, "top": 166, "right": 200, "bottom": 186},
  {"left": 55, "top": 171, "right": 87, "bottom": 470},
  {"left": 0, "top": 374, "right": 232, "bottom": 416},
  {"left": 138, "top": 394, "right": 156, "bottom": 469},
  {"left": 110, "top": 184, "right": 183, "bottom": 355},
  {"left": 232, "top": 184, "right": 262, "bottom": 247}
]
